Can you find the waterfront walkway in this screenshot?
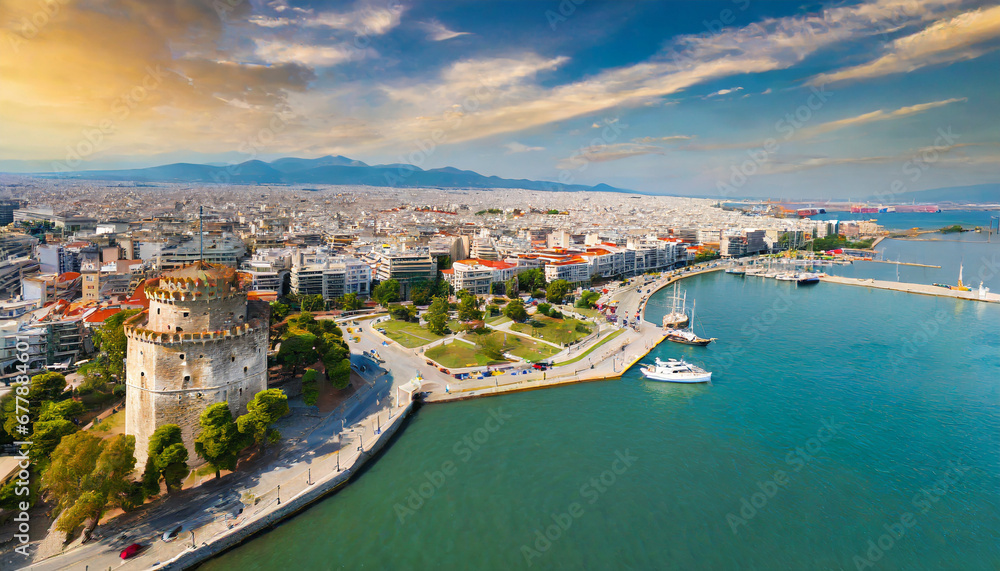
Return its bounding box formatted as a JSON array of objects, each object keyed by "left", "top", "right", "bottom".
[{"left": 819, "top": 275, "right": 999, "bottom": 302}]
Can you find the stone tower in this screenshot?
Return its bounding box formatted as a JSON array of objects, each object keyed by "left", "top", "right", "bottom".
[{"left": 124, "top": 261, "right": 268, "bottom": 468}]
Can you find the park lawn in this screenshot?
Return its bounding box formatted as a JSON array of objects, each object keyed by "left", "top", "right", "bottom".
[
  {"left": 89, "top": 409, "right": 125, "bottom": 433},
  {"left": 570, "top": 307, "right": 605, "bottom": 320},
  {"left": 553, "top": 327, "right": 625, "bottom": 367},
  {"left": 381, "top": 319, "right": 444, "bottom": 348},
  {"left": 486, "top": 315, "right": 511, "bottom": 326},
  {"left": 509, "top": 315, "right": 593, "bottom": 346},
  {"left": 467, "top": 330, "right": 560, "bottom": 363},
  {"left": 425, "top": 341, "right": 507, "bottom": 368}
]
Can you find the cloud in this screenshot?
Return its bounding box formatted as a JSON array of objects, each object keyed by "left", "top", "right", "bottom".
[
  {"left": 254, "top": 40, "right": 354, "bottom": 66},
  {"left": 422, "top": 20, "right": 471, "bottom": 41},
  {"left": 706, "top": 86, "right": 743, "bottom": 98},
  {"left": 798, "top": 97, "right": 967, "bottom": 138},
  {"left": 504, "top": 142, "right": 544, "bottom": 154},
  {"left": 632, "top": 135, "right": 693, "bottom": 144},
  {"left": 306, "top": 2, "right": 405, "bottom": 35},
  {"left": 762, "top": 142, "right": 998, "bottom": 175},
  {"left": 811, "top": 4, "right": 1000, "bottom": 85},
  {"left": 557, "top": 143, "right": 667, "bottom": 169}
]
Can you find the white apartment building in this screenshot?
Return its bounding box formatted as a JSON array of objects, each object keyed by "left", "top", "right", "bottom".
[{"left": 291, "top": 248, "right": 371, "bottom": 300}]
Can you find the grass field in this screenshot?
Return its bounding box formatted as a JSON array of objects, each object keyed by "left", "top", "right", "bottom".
[
  {"left": 510, "top": 315, "right": 593, "bottom": 345},
  {"left": 90, "top": 409, "right": 124, "bottom": 433},
  {"left": 466, "top": 330, "right": 560, "bottom": 362},
  {"left": 569, "top": 307, "right": 605, "bottom": 320},
  {"left": 425, "top": 341, "right": 508, "bottom": 368},
  {"left": 553, "top": 327, "right": 625, "bottom": 366},
  {"left": 380, "top": 319, "right": 444, "bottom": 348},
  {"left": 486, "top": 315, "right": 511, "bottom": 326}
]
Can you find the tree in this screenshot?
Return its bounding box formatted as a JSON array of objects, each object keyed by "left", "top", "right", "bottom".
[
  {"left": 43, "top": 432, "right": 104, "bottom": 515},
  {"left": 322, "top": 341, "right": 351, "bottom": 390},
  {"left": 518, "top": 268, "right": 545, "bottom": 292},
  {"left": 504, "top": 276, "right": 519, "bottom": 297},
  {"left": 425, "top": 296, "right": 450, "bottom": 335},
  {"left": 409, "top": 279, "right": 434, "bottom": 306},
  {"left": 3, "top": 372, "right": 69, "bottom": 440},
  {"left": 195, "top": 403, "right": 249, "bottom": 479},
  {"left": 300, "top": 369, "right": 320, "bottom": 406},
  {"left": 389, "top": 304, "right": 417, "bottom": 322},
  {"left": 545, "top": 279, "right": 571, "bottom": 305},
  {"left": 372, "top": 279, "right": 400, "bottom": 305},
  {"left": 38, "top": 399, "right": 85, "bottom": 422},
  {"left": 237, "top": 389, "right": 290, "bottom": 453},
  {"left": 94, "top": 434, "right": 140, "bottom": 512},
  {"left": 270, "top": 301, "right": 290, "bottom": 322},
  {"left": 300, "top": 294, "right": 325, "bottom": 313},
  {"left": 457, "top": 291, "right": 483, "bottom": 322},
  {"left": 142, "top": 424, "right": 189, "bottom": 495},
  {"left": 576, "top": 290, "right": 600, "bottom": 309},
  {"left": 694, "top": 250, "right": 720, "bottom": 263},
  {"left": 340, "top": 292, "right": 364, "bottom": 311},
  {"left": 503, "top": 299, "right": 528, "bottom": 322},
  {"left": 536, "top": 302, "right": 552, "bottom": 316},
  {"left": 30, "top": 419, "right": 77, "bottom": 466},
  {"left": 93, "top": 309, "right": 140, "bottom": 381},
  {"left": 478, "top": 335, "right": 505, "bottom": 360},
  {"left": 277, "top": 333, "right": 319, "bottom": 374}
]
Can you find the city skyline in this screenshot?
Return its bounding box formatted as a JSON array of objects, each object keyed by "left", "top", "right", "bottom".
[{"left": 1, "top": 0, "right": 999, "bottom": 198}]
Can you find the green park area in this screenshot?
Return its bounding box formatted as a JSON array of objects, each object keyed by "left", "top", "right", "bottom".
[
  {"left": 510, "top": 315, "right": 593, "bottom": 346},
  {"left": 552, "top": 327, "right": 625, "bottom": 367},
  {"left": 379, "top": 319, "right": 445, "bottom": 348},
  {"left": 468, "top": 330, "right": 560, "bottom": 362},
  {"left": 425, "top": 340, "right": 507, "bottom": 368}
]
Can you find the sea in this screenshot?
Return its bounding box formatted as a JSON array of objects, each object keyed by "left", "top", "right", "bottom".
[{"left": 200, "top": 219, "right": 1000, "bottom": 570}]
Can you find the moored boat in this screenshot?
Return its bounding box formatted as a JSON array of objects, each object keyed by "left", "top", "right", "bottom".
[
  {"left": 640, "top": 357, "right": 712, "bottom": 383},
  {"left": 797, "top": 273, "right": 820, "bottom": 285}
]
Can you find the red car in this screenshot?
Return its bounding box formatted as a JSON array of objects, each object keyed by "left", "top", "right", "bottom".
[{"left": 120, "top": 543, "right": 142, "bottom": 559}]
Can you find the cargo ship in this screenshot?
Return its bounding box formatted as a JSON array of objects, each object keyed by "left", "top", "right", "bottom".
[{"left": 851, "top": 204, "right": 940, "bottom": 214}]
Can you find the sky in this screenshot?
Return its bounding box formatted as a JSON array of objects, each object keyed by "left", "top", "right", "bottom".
[{"left": 0, "top": 0, "right": 998, "bottom": 198}]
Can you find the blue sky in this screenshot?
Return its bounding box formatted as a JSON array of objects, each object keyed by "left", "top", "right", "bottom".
[{"left": 1, "top": 0, "right": 998, "bottom": 198}]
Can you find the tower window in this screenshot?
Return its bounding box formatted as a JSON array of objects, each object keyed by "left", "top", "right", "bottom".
[
  {"left": 179, "top": 354, "right": 185, "bottom": 360},
  {"left": 231, "top": 356, "right": 235, "bottom": 362},
  {"left": 184, "top": 375, "right": 190, "bottom": 382},
  {"left": 244, "top": 366, "right": 248, "bottom": 374},
  {"left": 157, "top": 308, "right": 160, "bottom": 314},
  {"left": 183, "top": 312, "right": 189, "bottom": 317},
  {"left": 140, "top": 372, "right": 145, "bottom": 376}
]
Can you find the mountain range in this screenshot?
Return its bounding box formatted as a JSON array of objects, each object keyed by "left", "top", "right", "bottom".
[{"left": 30, "top": 155, "right": 635, "bottom": 194}]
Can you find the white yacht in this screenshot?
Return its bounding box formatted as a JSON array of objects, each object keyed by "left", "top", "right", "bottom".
[{"left": 640, "top": 357, "right": 712, "bottom": 383}]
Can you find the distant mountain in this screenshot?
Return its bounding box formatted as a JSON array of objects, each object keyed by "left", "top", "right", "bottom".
[
  {"left": 879, "top": 184, "right": 1000, "bottom": 205},
  {"left": 26, "top": 155, "right": 638, "bottom": 194}
]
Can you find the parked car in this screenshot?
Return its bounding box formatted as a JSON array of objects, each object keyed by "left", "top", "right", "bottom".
[
  {"left": 162, "top": 525, "right": 183, "bottom": 542},
  {"left": 120, "top": 543, "right": 142, "bottom": 559}
]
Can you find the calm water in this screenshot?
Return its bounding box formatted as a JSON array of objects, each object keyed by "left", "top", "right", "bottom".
[
  {"left": 810, "top": 209, "right": 1000, "bottom": 230},
  {"left": 202, "top": 273, "right": 1000, "bottom": 570}
]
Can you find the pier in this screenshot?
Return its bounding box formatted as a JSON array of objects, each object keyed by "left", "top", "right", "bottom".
[{"left": 819, "top": 275, "right": 999, "bottom": 303}]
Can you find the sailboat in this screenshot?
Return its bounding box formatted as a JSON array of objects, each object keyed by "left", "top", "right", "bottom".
[
  {"left": 933, "top": 261, "right": 972, "bottom": 291},
  {"left": 661, "top": 283, "right": 689, "bottom": 328},
  {"left": 665, "top": 299, "right": 716, "bottom": 346}
]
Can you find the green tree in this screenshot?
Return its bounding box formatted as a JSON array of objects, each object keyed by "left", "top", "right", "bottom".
[
  {"left": 518, "top": 268, "right": 545, "bottom": 292},
  {"left": 277, "top": 333, "right": 319, "bottom": 374},
  {"left": 54, "top": 434, "right": 140, "bottom": 534},
  {"left": 545, "top": 279, "right": 571, "bottom": 305},
  {"left": 576, "top": 290, "right": 600, "bottom": 309},
  {"left": 300, "top": 294, "right": 325, "bottom": 313},
  {"left": 694, "top": 250, "right": 720, "bottom": 263},
  {"left": 270, "top": 301, "right": 290, "bottom": 322},
  {"left": 503, "top": 299, "right": 528, "bottom": 322},
  {"left": 300, "top": 369, "right": 320, "bottom": 405},
  {"left": 457, "top": 291, "right": 484, "bottom": 322},
  {"left": 3, "top": 372, "right": 69, "bottom": 439},
  {"left": 425, "top": 296, "right": 450, "bottom": 335},
  {"left": 93, "top": 309, "right": 140, "bottom": 381},
  {"left": 478, "top": 335, "right": 505, "bottom": 360},
  {"left": 372, "top": 279, "right": 401, "bottom": 305},
  {"left": 237, "top": 389, "right": 290, "bottom": 453},
  {"left": 142, "top": 424, "right": 189, "bottom": 495},
  {"left": 504, "top": 276, "right": 519, "bottom": 297},
  {"left": 322, "top": 343, "right": 351, "bottom": 390},
  {"left": 42, "top": 431, "right": 104, "bottom": 518},
  {"left": 436, "top": 255, "right": 452, "bottom": 271},
  {"left": 409, "top": 279, "right": 434, "bottom": 306},
  {"left": 30, "top": 419, "right": 77, "bottom": 466},
  {"left": 38, "top": 399, "right": 85, "bottom": 422},
  {"left": 389, "top": 304, "right": 417, "bottom": 322},
  {"left": 340, "top": 292, "right": 364, "bottom": 311},
  {"left": 195, "top": 403, "right": 249, "bottom": 479}
]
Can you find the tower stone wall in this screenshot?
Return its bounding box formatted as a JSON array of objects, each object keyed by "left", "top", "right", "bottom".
[{"left": 125, "top": 262, "right": 268, "bottom": 468}]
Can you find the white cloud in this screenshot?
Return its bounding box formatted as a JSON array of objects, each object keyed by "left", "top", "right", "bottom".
[
  {"left": 798, "top": 97, "right": 967, "bottom": 138},
  {"left": 632, "top": 135, "right": 693, "bottom": 144},
  {"left": 811, "top": 4, "right": 1000, "bottom": 85},
  {"left": 504, "top": 142, "right": 545, "bottom": 154},
  {"left": 557, "top": 143, "right": 667, "bottom": 169},
  {"left": 307, "top": 2, "right": 405, "bottom": 35},
  {"left": 706, "top": 86, "right": 743, "bottom": 98},
  {"left": 422, "top": 20, "right": 471, "bottom": 41},
  {"left": 254, "top": 40, "right": 353, "bottom": 66}
]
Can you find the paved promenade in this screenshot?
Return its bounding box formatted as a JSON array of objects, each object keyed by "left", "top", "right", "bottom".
[{"left": 820, "top": 275, "right": 999, "bottom": 302}]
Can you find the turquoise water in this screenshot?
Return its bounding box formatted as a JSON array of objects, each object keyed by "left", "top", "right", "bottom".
[
  {"left": 811, "top": 210, "right": 1000, "bottom": 230},
  {"left": 201, "top": 274, "right": 1000, "bottom": 570}
]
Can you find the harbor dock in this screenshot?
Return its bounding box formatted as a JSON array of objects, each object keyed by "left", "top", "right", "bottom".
[{"left": 819, "top": 275, "right": 999, "bottom": 303}]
